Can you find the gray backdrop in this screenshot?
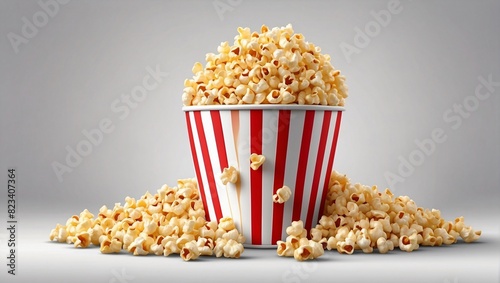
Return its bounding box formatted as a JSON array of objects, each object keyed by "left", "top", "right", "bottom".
[{"left": 1, "top": 1, "right": 499, "bottom": 282}]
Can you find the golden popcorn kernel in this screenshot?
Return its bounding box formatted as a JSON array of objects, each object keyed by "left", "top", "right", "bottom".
[
  {"left": 220, "top": 166, "right": 239, "bottom": 185},
  {"left": 250, "top": 153, "right": 266, "bottom": 170},
  {"left": 273, "top": 185, "right": 292, "bottom": 204},
  {"left": 182, "top": 24, "right": 348, "bottom": 107}
]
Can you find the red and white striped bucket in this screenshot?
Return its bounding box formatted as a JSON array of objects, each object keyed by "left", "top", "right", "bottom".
[{"left": 183, "top": 105, "right": 344, "bottom": 247}]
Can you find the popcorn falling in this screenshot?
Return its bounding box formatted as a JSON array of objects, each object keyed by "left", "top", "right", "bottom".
[
  {"left": 51, "top": 24, "right": 480, "bottom": 262},
  {"left": 276, "top": 171, "right": 481, "bottom": 260}
]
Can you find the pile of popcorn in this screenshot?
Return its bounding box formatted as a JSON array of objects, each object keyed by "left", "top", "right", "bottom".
[
  {"left": 276, "top": 171, "right": 482, "bottom": 261},
  {"left": 182, "top": 24, "right": 348, "bottom": 106},
  {"left": 50, "top": 24, "right": 481, "bottom": 262},
  {"left": 49, "top": 179, "right": 245, "bottom": 261},
  {"left": 50, "top": 170, "right": 481, "bottom": 262}
]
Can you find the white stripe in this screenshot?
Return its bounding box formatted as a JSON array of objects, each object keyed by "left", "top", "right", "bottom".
[
  {"left": 237, "top": 110, "right": 252, "bottom": 244},
  {"left": 281, "top": 110, "right": 305, "bottom": 240},
  {"left": 220, "top": 110, "right": 241, "bottom": 232},
  {"left": 189, "top": 112, "right": 216, "bottom": 221},
  {"left": 201, "top": 111, "right": 231, "bottom": 220},
  {"left": 261, "top": 110, "right": 277, "bottom": 245},
  {"left": 312, "top": 111, "right": 338, "bottom": 227},
  {"left": 300, "top": 111, "right": 324, "bottom": 225}
]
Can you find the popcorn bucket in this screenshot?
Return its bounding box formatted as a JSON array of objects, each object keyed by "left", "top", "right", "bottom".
[{"left": 183, "top": 105, "right": 344, "bottom": 247}]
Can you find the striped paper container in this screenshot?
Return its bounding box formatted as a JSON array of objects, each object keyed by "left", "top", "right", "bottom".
[{"left": 183, "top": 105, "right": 344, "bottom": 247}]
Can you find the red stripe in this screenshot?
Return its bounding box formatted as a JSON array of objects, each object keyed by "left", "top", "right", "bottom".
[
  {"left": 305, "top": 111, "right": 332, "bottom": 231},
  {"left": 271, "top": 110, "right": 291, "bottom": 244},
  {"left": 318, "top": 111, "right": 342, "bottom": 219},
  {"left": 250, "top": 110, "right": 263, "bottom": 245},
  {"left": 292, "top": 111, "right": 315, "bottom": 221},
  {"left": 185, "top": 112, "right": 210, "bottom": 221},
  {"left": 211, "top": 111, "right": 229, "bottom": 170},
  {"left": 193, "top": 111, "right": 223, "bottom": 222}
]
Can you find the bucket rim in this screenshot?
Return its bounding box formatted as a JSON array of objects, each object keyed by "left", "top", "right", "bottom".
[{"left": 182, "top": 104, "right": 346, "bottom": 112}]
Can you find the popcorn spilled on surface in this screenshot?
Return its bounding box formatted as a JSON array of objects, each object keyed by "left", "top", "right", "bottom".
[
  {"left": 50, "top": 171, "right": 481, "bottom": 261},
  {"left": 276, "top": 171, "right": 481, "bottom": 261},
  {"left": 182, "top": 24, "right": 348, "bottom": 106},
  {"left": 49, "top": 178, "right": 245, "bottom": 261}
]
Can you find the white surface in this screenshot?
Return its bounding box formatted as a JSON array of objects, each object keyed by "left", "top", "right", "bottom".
[{"left": 2, "top": 223, "right": 498, "bottom": 283}]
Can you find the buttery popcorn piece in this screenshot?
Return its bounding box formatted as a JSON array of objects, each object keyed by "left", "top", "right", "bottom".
[
  {"left": 180, "top": 240, "right": 200, "bottom": 261},
  {"left": 100, "top": 237, "right": 122, "bottom": 254},
  {"left": 250, "top": 153, "right": 266, "bottom": 170},
  {"left": 220, "top": 166, "right": 239, "bottom": 185},
  {"left": 273, "top": 185, "right": 292, "bottom": 204},
  {"left": 182, "top": 24, "right": 348, "bottom": 107}
]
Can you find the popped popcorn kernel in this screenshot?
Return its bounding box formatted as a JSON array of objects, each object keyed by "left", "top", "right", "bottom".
[
  {"left": 220, "top": 166, "right": 239, "bottom": 185},
  {"left": 250, "top": 153, "right": 266, "bottom": 170}
]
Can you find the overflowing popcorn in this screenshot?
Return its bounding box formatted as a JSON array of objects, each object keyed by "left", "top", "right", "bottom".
[
  {"left": 276, "top": 170, "right": 482, "bottom": 260},
  {"left": 49, "top": 179, "right": 245, "bottom": 261},
  {"left": 182, "top": 24, "right": 348, "bottom": 106}
]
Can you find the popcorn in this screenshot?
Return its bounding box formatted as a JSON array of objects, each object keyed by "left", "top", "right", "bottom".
[
  {"left": 434, "top": 228, "right": 455, "bottom": 245},
  {"left": 276, "top": 241, "right": 294, "bottom": 257},
  {"left": 150, "top": 236, "right": 166, "bottom": 256},
  {"left": 376, "top": 237, "right": 394, "bottom": 254},
  {"left": 294, "top": 244, "right": 314, "bottom": 261},
  {"left": 309, "top": 240, "right": 325, "bottom": 258},
  {"left": 213, "top": 238, "right": 226, "bottom": 258},
  {"left": 89, "top": 224, "right": 104, "bottom": 246},
  {"left": 196, "top": 238, "right": 214, "bottom": 256},
  {"left": 180, "top": 240, "right": 200, "bottom": 261},
  {"left": 218, "top": 217, "right": 236, "bottom": 231},
  {"left": 459, "top": 226, "right": 481, "bottom": 243},
  {"left": 74, "top": 232, "right": 91, "bottom": 248},
  {"left": 222, "top": 239, "right": 244, "bottom": 258},
  {"left": 182, "top": 24, "right": 348, "bottom": 106},
  {"left": 277, "top": 220, "right": 325, "bottom": 261},
  {"left": 213, "top": 238, "right": 244, "bottom": 258},
  {"left": 220, "top": 166, "right": 239, "bottom": 185},
  {"left": 250, "top": 153, "right": 266, "bottom": 170},
  {"left": 286, "top": 220, "right": 307, "bottom": 238},
  {"left": 277, "top": 170, "right": 481, "bottom": 258},
  {"left": 273, "top": 185, "right": 292, "bottom": 204},
  {"left": 100, "top": 237, "right": 122, "bottom": 254},
  {"left": 128, "top": 236, "right": 152, "bottom": 256},
  {"left": 51, "top": 165, "right": 479, "bottom": 262},
  {"left": 309, "top": 227, "right": 323, "bottom": 242},
  {"left": 162, "top": 236, "right": 180, "bottom": 256},
  {"left": 49, "top": 224, "right": 68, "bottom": 243},
  {"left": 50, "top": 179, "right": 245, "bottom": 261},
  {"left": 356, "top": 229, "right": 373, "bottom": 253},
  {"left": 399, "top": 233, "right": 419, "bottom": 252},
  {"left": 336, "top": 238, "right": 355, "bottom": 255}
]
